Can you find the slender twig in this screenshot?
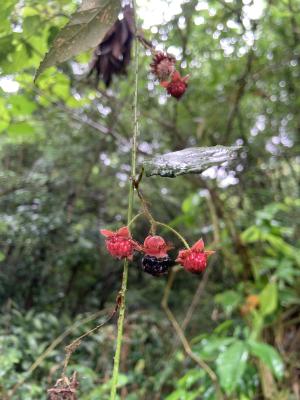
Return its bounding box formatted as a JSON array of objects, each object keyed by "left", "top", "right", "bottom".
[
  {"left": 9, "top": 308, "right": 111, "bottom": 398},
  {"left": 223, "top": 49, "right": 254, "bottom": 142},
  {"left": 181, "top": 191, "right": 220, "bottom": 331},
  {"left": 181, "top": 266, "right": 212, "bottom": 331},
  {"left": 109, "top": 1, "right": 139, "bottom": 398},
  {"left": 155, "top": 221, "right": 190, "bottom": 249},
  {"left": 62, "top": 296, "right": 121, "bottom": 377},
  {"left": 127, "top": 212, "right": 144, "bottom": 228},
  {"left": 161, "top": 271, "right": 224, "bottom": 400},
  {"left": 135, "top": 186, "right": 157, "bottom": 234}
]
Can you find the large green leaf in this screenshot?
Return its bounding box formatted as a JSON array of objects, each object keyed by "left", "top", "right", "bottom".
[
  {"left": 0, "top": 0, "right": 17, "bottom": 33},
  {"left": 216, "top": 341, "right": 249, "bottom": 394},
  {"left": 248, "top": 340, "right": 284, "bottom": 379},
  {"left": 35, "top": 0, "right": 121, "bottom": 81},
  {"left": 259, "top": 282, "right": 278, "bottom": 316}
]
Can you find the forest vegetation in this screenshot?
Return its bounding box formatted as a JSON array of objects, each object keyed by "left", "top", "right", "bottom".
[{"left": 0, "top": 0, "right": 299, "bottom": 399}]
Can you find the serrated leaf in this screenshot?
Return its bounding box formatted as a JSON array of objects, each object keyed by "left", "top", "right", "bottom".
[
  {"left": 143, "top": 146, "right": 241, "bottom": 177},
  {"left": 216, "top": 340, "right": 248, "bottom": 394},
  {"left": 248, "top": 340, "right": 284, "bottom": 379},
  {"left": 35, "top": 0, "right": 121, "bottom": 81}
]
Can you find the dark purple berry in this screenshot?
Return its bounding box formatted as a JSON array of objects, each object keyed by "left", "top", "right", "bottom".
[{"left": 141, "top": 255, "right": 175, "bottom": 277}]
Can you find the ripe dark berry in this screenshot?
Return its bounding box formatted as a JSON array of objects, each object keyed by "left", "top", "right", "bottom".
[
  {"left": 142, "top": 255, "right": 175, "bottom": 277},
  {"left": 176, "top": 239, "right": 215, "bottom": 274},
  {"left": 100, "top": 226, "right": 138, "bottom": 260}
]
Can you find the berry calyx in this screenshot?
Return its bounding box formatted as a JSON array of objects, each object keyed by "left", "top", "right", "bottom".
[
  {"left": 141, "top": 235, "right": 172, "bottom": 258},
  {"left": 160, "top": 71, "right": 189, "bottom": 99},
  {"left": 150, "top": 51, "right": 176, "bottom": 81},
  {"left": 176, "top": 239, "right": 215, "bottom": 274},
  {"left": 100, "top": 226, "right": 138, "bottom": 260}
]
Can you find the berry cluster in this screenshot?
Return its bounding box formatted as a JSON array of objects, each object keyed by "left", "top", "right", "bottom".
[
  {"left": 150, "top": 51, "right": 189, "bottom": 99},
  {"left": 100, "top": 227, "right": 214, "bottom": 277}
]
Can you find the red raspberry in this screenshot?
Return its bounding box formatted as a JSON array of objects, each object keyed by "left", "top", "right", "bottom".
[
  {"left": 176, "top": 239, "right": 215, "bottom": 274},
  {"left": 100, "top": 226, "right": 138, "bottom": 260},
  {"left": 160, "top": 71, "right": 189, "bottom": 99},
  {"left": 150, "top": 51, "right": 176, "bottom": 81}
]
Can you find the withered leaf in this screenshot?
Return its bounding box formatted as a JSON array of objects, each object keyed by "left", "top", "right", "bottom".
[
  {"left": 35, "top": 0, "right": 121, "bottom": 81},
  {"left": 143, "top": 146, "right": 242, "bottom": 178}
]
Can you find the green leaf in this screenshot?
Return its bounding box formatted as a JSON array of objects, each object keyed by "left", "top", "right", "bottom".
[
  {"left": 248, "top": 340, "right": 284, "bottom": 379},
  {"left": 241, "top": 225, "right": 261, "bottom": 243},
  {"left": 7, "top": 122, "right": 35, "bottom": 137},
  {"left": 182, "top": 193, "right": 201, "bottom": 213},
  {"left": 0, "top": 0, "right": 17, "bottom": 33},
  {"left": 0, "top": 98, "right": 10, "bottom": 132},
  {"left": 143, "top": 146, "right": 242, "bottom": 177},
  {"left": 215, "top": 290, "right": 242, "bottom": 315},
  {"left": 0, "top": 34, "right": 15, "bottom": 63},
  {"left": 259, "top": 282, "right": 278, "bottom": 316},
  {"left": 9, "top": 95, "right": 37, "bottom": 116},
  {"left": 35, "top": 0, "right": 121, "bottom": 81},
  {"left": 165, "top": 389, "right": 187, "bottom": 400},
  {"left": 0, "top": 251, "right": 5, "bottom": 262},
  {"left": 216, "top": 340, "right": 249, "bottom": 394},
  {"left": 195, "top": 337, "right": 235, "bottom": 360},
  {"left": 177, "top": 368, "right": 205, "bottom": 389}
]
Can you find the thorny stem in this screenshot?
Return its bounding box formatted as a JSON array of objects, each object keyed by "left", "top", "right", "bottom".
[{"left": 109, "top": 1, "right": 139, "bottom": 399}]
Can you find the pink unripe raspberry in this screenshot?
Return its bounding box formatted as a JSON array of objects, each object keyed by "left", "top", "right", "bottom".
[
  {"left": 100, "top": 226, "right": 137, "bottom": 260},
  {"left": 176, "top": 239, "right": 215, "bottom": 274}
]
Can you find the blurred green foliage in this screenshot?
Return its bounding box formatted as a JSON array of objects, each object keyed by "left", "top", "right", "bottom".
[{"left": 0, "top": 0, "right": 299, "bottom": 399}]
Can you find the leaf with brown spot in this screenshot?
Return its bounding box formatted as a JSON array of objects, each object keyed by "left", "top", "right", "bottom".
[{"left": 34, "top": 0, "right": 121, "bottom": 82}]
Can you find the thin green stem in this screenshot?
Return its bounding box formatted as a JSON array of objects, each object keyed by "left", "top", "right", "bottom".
[
  {"left": 109, "top": 1, "right": 139, "bottom": 399},
  {"left": 127, "top": 212, "right": 143, "bottom": 228},
  {"left": 155, "top": 221, "right": 190, "bottom": 249}
]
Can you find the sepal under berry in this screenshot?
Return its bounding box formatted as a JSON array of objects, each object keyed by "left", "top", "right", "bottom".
[{"left": 140, "top": 235, "right": 172, "bottom": 258}]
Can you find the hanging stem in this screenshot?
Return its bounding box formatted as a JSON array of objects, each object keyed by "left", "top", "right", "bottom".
[
  {"left": 109, "top": 1, "right": 139, "bottom": 399},
  {"left": 155, "top": 221, "right": 190, "bottom": 249}
]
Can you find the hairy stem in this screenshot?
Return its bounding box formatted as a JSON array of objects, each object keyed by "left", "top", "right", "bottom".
[{"left": 109, "top": 2, "right": 139, "bottom": 399}]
